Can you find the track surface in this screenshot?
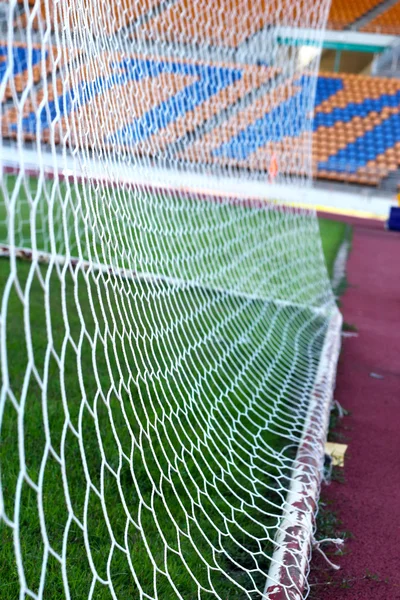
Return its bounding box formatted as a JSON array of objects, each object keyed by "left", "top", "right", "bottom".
[{"left": 311, "top": 218, "right": 400, "bottom": 599}]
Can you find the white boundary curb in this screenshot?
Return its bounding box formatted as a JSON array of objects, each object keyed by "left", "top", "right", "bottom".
[{"left": 0, "top": 146, "right": 395, "bottom": 220}]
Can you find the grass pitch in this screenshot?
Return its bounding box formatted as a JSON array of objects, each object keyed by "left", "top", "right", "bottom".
[
  {"left": 0, "top": 174, "right": 347, "bottom": 599},
  {"left": 318, "top": 218, "right": 348, "bottom": 280}
]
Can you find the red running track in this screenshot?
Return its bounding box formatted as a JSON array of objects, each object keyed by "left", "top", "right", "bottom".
[{"left": 310, "top": 217, "right": 400, "bottom": 599}]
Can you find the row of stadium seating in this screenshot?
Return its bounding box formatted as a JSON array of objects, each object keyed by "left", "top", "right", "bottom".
[
  {"left": 146, "top": 0, "right": 400, "bottom": 39},
  {"left": 138, "top": 0, "right": 318, "bottom": 49},
  {"left": 313, "top": 74, "right": 400, "bottom": 185},
  {"left": 183, "top": 73, "right": 400, "bottom": 186},
  {"left": 12, "top": 0, "right": 325, "bottom": 48},
  {"left": 1, "top": 42, "right": 400, "bottom": 187},
  {"left": 13, "top": 0, "right": 400, "bottom": 41},
  {"left": 14, "top": 0, "right": 160, "bottom": 35},
  {"left": 0, "top": 43, "right": 274, "bottom": 150}
]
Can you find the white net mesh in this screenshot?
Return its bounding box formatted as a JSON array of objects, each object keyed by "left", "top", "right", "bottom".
[{"left": 0, "top": 1, "right": 341, "bottom": 599}]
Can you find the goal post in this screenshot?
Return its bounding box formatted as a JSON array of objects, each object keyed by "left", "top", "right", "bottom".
[{"left": 0, "top": 1, "right": 341, "bottom": 600}]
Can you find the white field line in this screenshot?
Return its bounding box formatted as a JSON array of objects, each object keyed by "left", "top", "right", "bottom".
[
  {"left": 0, "top": 244, "right": 329, "bottom": 316},
  {"left": 331, "top": 235, "right": 350, "bottom": 295},
  {"left": 263, "top": 309, "right": 342, "bottom": 600},
  {"left": 0, "top": 146, "right": 395, "bottom": 219}
]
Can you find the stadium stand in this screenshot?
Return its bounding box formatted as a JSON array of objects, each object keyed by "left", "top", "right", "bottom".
[
  {"left": 11, "top": 0, "right": 400, "bottom": 45},
  {"left": 13, "top": 0, "right": 58, "bottom": 32},
  {"left": 116, "top": 61, "right": 274, "bottom": 155},
  {"left": 13, "top": 0, "right": 161, "bottom": 34},
  {"left": 141, "top": 0, "right": 323, "bottom": 48},
  {"left": 10, "top": 0, "right": 400, "bottom": 47},
  {"left": 362, "top": 0, "right": 400, "bottom": 34},
  {"left": 326, "top": 0, "right": 385, "bottom": 30},
  {"left": 183, "top": 73, "right": 400, "bottom": 186},
  {"left": 0, "top": 42, "right": 55, "bottom": 101},
  {"left": 0, "top": 41, "right": 75, "bottom": 141},
  {"left": 313, "top": 74, "right": 400, "bottom": 185},
  {"left": 142, "top": 0, "right": 275, "bottom": 48},
  {"left": 143, "top": 0, "right": 400, "bottom": 46},
  {"left": 1, "top": 44, "right": 274, "bottom": 152},
  {"left": 2, "top": 40, "right": 400, "bottom": 187}
]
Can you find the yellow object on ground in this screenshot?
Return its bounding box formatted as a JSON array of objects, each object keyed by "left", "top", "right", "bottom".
[{"left": 325, "top": 442, "right": 348, "bottom": 467}]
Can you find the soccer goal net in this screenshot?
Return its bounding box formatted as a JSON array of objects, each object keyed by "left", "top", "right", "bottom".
[{"left": 0, "top": 1, "right": 341, "bottom": 599}]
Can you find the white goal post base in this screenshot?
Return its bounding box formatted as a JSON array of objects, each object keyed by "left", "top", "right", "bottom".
[
  {"left": 0, "top": 244, "right": 330, "bottom": 317},
  {"left": 264, "top": 310, "right": 342, "bottom": 600}
]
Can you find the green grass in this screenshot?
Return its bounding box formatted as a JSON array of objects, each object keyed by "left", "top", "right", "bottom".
[
  {"left": 318, "top": 218, "right": 348, "bottom": 280},
  {"left": 0, "top": 175, "right": 348, "bottom": 599}
]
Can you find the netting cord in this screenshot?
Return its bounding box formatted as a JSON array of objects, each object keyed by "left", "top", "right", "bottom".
[
  {"left": 331, "top": 399, "right": 345, "bottom": 419},
  {"left": 312, "top": 537, "right": 345, "bottom": 570}
]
